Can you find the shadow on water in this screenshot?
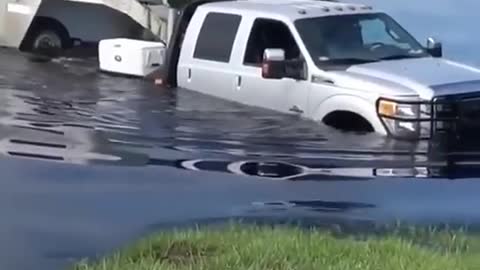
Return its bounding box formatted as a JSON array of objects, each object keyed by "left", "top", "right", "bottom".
[{"left": 1, "top": 48, "right": 480, "bottom": 181}]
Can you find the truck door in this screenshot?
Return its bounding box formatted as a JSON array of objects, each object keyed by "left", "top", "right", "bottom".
[
  {"left": 232, "top": 18, "right": 310, "bottom": 116},
  {"left": 177, "top": 11, "right": 242, "bottom": 102}
]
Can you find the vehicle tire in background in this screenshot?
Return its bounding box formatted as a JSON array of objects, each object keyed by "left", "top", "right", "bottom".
[{"left": 20, "top": 17, "right": 73, "bottom": 55}]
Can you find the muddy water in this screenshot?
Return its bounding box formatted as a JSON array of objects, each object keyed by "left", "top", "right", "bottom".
[{"left": 0, "top": 48, "right": 478, "bottom": 182}]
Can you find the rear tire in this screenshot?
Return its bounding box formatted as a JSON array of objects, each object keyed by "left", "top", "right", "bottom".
[
  {"left": 21, "top": 18, "right": 73, "bottom": 54},
  {"left": 34, "top": 30, "right": 63, "bottom": 49}
]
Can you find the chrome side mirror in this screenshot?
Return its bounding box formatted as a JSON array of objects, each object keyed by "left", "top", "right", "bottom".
[
  {"left": 426, "top": 37, "right": 442, "bottom": 58},
  {"left": 263, "top": 48, "right": 285, "bottom": 62},
  {"left": 262, "top": 48, "right": 286, "bottom": 79}
]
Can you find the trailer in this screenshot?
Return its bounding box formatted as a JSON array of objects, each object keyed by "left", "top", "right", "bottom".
[{"left": 0, "top": 0, "right": 172, "bottom": 52}]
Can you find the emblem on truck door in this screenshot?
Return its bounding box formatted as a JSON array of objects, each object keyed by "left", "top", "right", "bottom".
[{"left": 114, "top": 55, "right": 122, "bottom": 62}]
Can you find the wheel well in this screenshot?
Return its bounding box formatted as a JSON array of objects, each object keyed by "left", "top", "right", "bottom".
[
  {"left": 20, "top": 16, "right": 72, "bottom": 51},
  {"left": 322, "top": 111, "right": 374, "bottom": 133}
]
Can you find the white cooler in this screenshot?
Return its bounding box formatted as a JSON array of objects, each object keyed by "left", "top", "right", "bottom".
[{"left": 98, "top": 38, "right": 166, "bottom": 77}]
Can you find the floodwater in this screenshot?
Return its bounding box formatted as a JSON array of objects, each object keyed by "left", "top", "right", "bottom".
[
  {"left": 3, "top": 1, "right": 480, "bottom": 269},
  {"left": 0, "top": 48, "right": 475, "bottom": 180}
]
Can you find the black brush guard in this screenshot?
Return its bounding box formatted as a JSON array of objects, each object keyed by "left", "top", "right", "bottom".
[
  {"left": 431, "top": 93, "right": 480, "bottom": 152},
  {"left": 378, "top": 93, "right": 480, "bottom": 149}
]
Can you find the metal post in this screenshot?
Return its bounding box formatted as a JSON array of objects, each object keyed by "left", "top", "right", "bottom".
[{"left": 166, "top": 7, "right": 177, "bottom": 46}]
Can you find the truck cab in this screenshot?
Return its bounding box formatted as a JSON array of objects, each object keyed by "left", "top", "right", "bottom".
[{"left": 116, "top": 0, "right": 480, "bottom": 143}]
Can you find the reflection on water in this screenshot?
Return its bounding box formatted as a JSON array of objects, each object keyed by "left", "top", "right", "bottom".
[{"left": 0, "top": 48, "right": 480, "bottom": 180}]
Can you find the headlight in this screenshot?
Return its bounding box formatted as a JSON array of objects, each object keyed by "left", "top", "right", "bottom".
[
  {"left": 378, "top": 99, "right": 420, "bottom": 119},
  {"left": 377, "top": 98, "right": 431, "bottom": 139}
]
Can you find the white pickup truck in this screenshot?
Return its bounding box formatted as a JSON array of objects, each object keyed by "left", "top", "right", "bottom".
[{"left": 101, "top": 0, "right": 480, "bottom": 142}]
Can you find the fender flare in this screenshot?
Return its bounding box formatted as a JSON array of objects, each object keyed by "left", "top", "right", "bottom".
[{"left": 312, "top": 95, "right": 387, "bottom": 135}]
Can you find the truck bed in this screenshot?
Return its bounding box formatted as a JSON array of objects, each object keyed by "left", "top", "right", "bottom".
[
  {"left": 62, "top": 0, "right": 170, "bottom": 40},
  {"left": 0, "top": 0, "right": 170, "bottom": 48}
]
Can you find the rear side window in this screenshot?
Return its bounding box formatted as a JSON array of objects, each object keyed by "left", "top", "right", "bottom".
[{"left": 193, "top": 12, "right": 241, "bottom": 62}]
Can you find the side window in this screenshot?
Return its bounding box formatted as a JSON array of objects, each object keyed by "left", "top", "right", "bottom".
[
  {"left": 193, "top": 12, "right": 241, "bottom": 63},
  {"left": 243, "top": 19, "right": 301, "bottom": 66}
]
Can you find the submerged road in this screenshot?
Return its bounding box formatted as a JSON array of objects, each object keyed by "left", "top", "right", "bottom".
[
  {"left": 3, "top": 1, "right": 480, "bottom": 268},
  {"left": 4, "top": 155, "right": 480, "bottom": 270}
]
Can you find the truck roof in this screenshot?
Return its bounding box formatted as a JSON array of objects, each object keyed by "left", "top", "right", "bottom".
[{"left": 199, "top": 0, "right": 376, "bottom": 20}]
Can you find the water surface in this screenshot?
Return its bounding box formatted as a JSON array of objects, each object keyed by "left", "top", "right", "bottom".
[{"left": 0, "top": 45, "right": 477, "bottom": 181}]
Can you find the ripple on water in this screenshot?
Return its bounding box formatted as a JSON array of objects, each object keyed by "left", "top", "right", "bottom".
[{"left": 0, "top": 48, "right": 478, "bottom": 180}]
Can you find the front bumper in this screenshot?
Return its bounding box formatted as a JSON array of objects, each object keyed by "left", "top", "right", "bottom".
[{"left": 377, "top": 93, "right": 480, "bottom": 144}]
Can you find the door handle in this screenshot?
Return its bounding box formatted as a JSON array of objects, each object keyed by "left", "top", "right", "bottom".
[
  {"left": 289, "top": 105, "right": 304, "bottom": 114},
  {"left": 236, "top": 75, "right": 242, "bottom": 90}
]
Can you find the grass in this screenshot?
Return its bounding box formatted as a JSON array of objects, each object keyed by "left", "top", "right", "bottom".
[{"left": 73, "top": 223, "right": 480, "bottom": 270}]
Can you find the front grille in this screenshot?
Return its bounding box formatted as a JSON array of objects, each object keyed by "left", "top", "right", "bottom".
[
  {"left": 458, "top": 96, "right": 480, "bottom": 130},
  {"left": 431, "top": 93, "right": 480, "bottom": 149}
]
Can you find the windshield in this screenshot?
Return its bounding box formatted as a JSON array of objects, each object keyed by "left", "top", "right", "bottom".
[{"left": 294, "top": 13, "right": 429, "bottom": 68}]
